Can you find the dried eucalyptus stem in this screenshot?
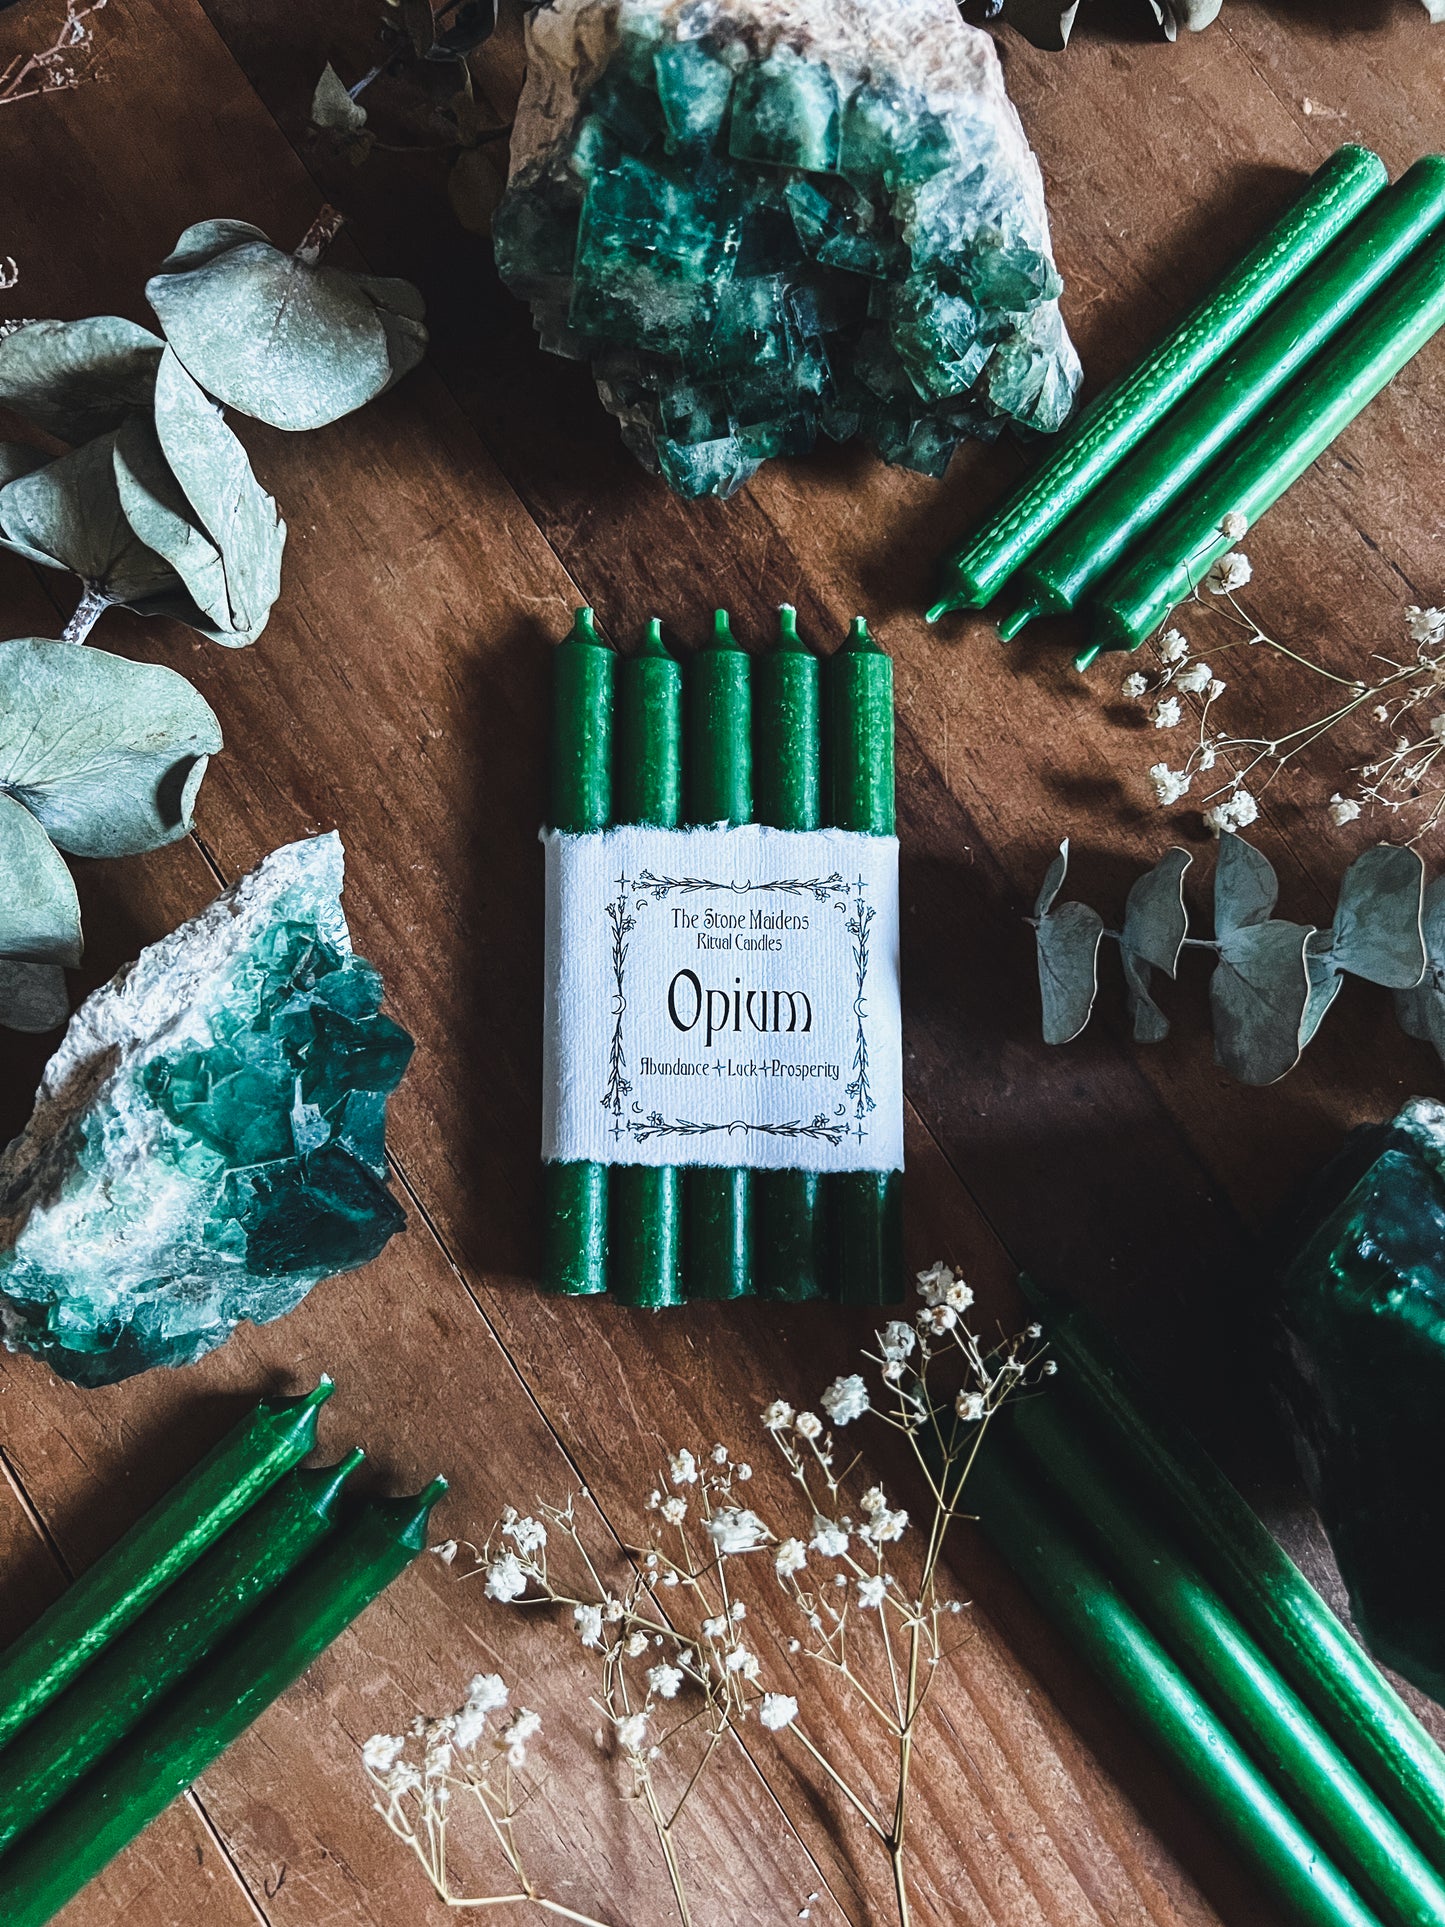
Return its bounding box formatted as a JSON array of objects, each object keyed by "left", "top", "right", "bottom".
[{"left": 364, "top": 1269, "right": 1050, "bottom": 1926}]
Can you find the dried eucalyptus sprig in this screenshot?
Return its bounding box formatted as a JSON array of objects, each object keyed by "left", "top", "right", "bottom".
[
  {"left": 0, "top": 636, "right": 220, "bottom": 1030},
  {"left": 0, "top": 216, "right": 426, "bottom": 643},
  {"left": 309, "top": 0, "right": 513, "bottom": 237},
  {"left": 1033, "top": 833, "right": 1440, "bottom": 1084},
  {"left": 365, "top": 1267, "right": 1049, "bottom": 1927}
]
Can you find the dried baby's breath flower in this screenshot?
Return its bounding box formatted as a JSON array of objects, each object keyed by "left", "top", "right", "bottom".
[
  {"left": 400, "top": 1265, "right": 1048, "bottom": 1927},
  {"left": 1151, "top": 696, "right": 1182, "bottom": 730},
  {"left": 1206, "top": 549, "right": 1252, "bottom": 595}
]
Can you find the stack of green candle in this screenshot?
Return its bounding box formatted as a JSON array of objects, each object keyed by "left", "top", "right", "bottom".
[
  {"left": 972, "top": 1283, "right": 1445, "bottom": 1927},
  {"left": 544, "top": 606, "right": 902, "bottom": 1305},
  {"left": 926, "top": 145, "right": 1445, "bottom": 670},
  {"left": 0, "top": 1381, "right": 444, "bottom": 1925}
]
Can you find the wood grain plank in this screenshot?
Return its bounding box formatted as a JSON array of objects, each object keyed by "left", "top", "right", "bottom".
[{"left": 4, "top": 1, "right": 1442, "bottom": 1923}]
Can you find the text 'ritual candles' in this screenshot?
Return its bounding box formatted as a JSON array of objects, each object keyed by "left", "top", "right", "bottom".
[
  {"left": 0, "top": 1378, "right": 332, "bottom": 1753},
  {"left": 926, "top": 144, "right": 1387, "bottom": 620},
  {"left": 541, "top": 607, "right": 904, "bottom": 1302}
]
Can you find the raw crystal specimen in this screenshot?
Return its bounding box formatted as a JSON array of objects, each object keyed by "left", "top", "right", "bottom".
[
  {"left": 0, "top": 835, "right": 412, "bottom": 1387},
  {"left": 1274, "top": 1097, "right": 1445, "bottom": 1702},
  {"left": 494, "top": 0, "right": 1080, "bottom": 497}
]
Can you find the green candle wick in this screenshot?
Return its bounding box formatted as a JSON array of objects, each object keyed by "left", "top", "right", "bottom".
[
  {"left": 640, "top": 617, "right": 669, "bottom": 656},
  {"left": 924, "top": 590, "right": 967, "bottom": 625},
  {"left": 776, "top": 604, "right": 805, "bottom": 649},
  {"left": 844, "top": 615, "right": 884, "bottom": 653},
  {"left": 997, "top": 598, "right": 1044, "bottom": 642},
  {"left": 566, "top": 607, "right": 608, "bottom": 650},
  {"left": 710, "top": 608, "right": 742, "bottom": 651},
  {"left": 274, "top": 1375, "right": 334, "bottom": 1417}
]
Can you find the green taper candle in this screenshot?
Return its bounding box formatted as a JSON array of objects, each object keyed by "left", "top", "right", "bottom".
[
  {"left": 0, "top": 1453, "right": 364, "bottom": 1855},
  {"left": 1000, "top": 158, "right": 1445, "bottom": 640},
  {"left": 926, "top": 144, "right": 1387, "bottom": 620},
  {"left": 544, "top": 607, "right": 613, "bottom": 1296},
  {"left": 827, "top": 618, "right": 902, "bottom": 1307},
  {"left": 1021, "top": 1276, "right": 1445, "bottom": 1874},
  {"left": 0, "top": 1479, "right": 446, "bottom": 1927},
  {"left": 686, "top": 610, "right": 753, "bottom": 1300},
  {"left": 1008, "top": 1399, "right": 1445, "bottom": 1927},
  {"left": 0, "top": 1379, "right": 332, "bottom": 1754},
  {"left": 1085, "top": 231, "right": 1445, "bottom": 666},
  {"left": 611, "top": 618, "right": 684, "bottom": 1309},
  {"left": 754, "top": 605, "right": 825, "bottom": 1302},
  {"left": 971, "top": 1447, "right": 1386, "bottom": 1927}
]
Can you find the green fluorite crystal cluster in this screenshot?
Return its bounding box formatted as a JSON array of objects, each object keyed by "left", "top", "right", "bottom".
[
  {"left": 494, "top": 0, "right": 1079, "bottom": 497},
  {"left": 1275, "top": 1097, "right": 1445, "bottom": 1702},
  {"left": 0, "top": 835, "right": 412, "bottom": 1387}
]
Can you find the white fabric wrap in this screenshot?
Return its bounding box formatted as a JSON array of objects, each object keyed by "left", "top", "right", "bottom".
[{"left": 543, "top": 824, "right": 902, "bottom": 1173}]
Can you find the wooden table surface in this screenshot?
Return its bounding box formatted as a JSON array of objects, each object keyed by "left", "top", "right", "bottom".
[{"left": 2, "top": 1, "right": 1444, "bottom": 1921}]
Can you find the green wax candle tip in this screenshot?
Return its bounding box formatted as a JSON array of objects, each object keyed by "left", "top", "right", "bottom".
[
  {"left": 567, "top": 606, "right": 606, "bottom": 648},
  {"left": 641, "top": 616, "right": 667, "bottom": 653},
  {"left": 996, "top": 598, "right": 1043, "bottom": 641},
  {"left": 711, "top": 608, "right": 742, "bottom": 649},
  {"left": 925, "top": 588, "right": 970, "bottom": 625},
  {"left": 777, "top": 603, "right": 803, "bottom": 647},
  {"left": 845, "top": 614, "right": 879, "bottom": 650},
  {"left": 1073, "top": 641, "right": 1102, "bottom": 672}
]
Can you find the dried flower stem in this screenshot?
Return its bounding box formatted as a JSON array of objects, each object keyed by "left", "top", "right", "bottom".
[
  {"left": 0, "top": 0, "right": 107, "bottom": 105},
  {"left": 372, "top": 1270, "right": 1051, "bottom": 1926},
  {"left": 61, "top": 586, "right": 108, "bottom": 644}
]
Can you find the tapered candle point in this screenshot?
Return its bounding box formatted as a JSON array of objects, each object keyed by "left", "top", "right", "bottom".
[
  {"left": 997, "top": 598, "right": 1044, "bottom": 641},
  {"left": 1073, "top": 642, "right": 1102, "bottom": 672},
  {"left": 294, "top": 1375, "right": 335, "bottom": 1412},
  {"left": 567, "top": 607, "right": 607, "bottom": 649},
  {"left": 925, "top": 592, "right": 965, "bottom": 624},
  {"left": 640, "top": 616, "right": 668, "bottom": 655},
  {"left": 777, "top": 604, "right": 805, "bottom": 649},
  {"left": 711, "top": 608, "right": 741, "bottom": 650},
  {"left": 844, "top": 614, "right": 883, "bottom": 652},
  {"left": 393, "top": 1476, "right": 449, "bottom": 1550}
]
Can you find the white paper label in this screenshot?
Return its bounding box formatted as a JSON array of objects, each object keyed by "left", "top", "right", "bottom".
[{"left": 542, "top": 824, "right": 902, "bottom": 1173}]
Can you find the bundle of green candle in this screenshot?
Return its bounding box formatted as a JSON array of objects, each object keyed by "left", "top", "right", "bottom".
[
  {"left": 543, "top": 605, "right": 903, "bottom": 1307},
  {"left": 926, "top": 145, "right": 1445, "bottom": 671},
  {"left": 973, "top": 1280, "right": 1445, "bottom": 1927},
  {"left": 0, "top": 1379, "right": 444, "bottom": 1927}
]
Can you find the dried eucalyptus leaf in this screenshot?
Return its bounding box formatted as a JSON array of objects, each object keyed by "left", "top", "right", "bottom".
[
  {"left": 0, "top": 432, "right": 177, "bottom": 607},
  {"left": 1214, "top": 831, "right": 1279, "bottom": 937},
  {"left": 1395, "top": 876, "right": 1445, "bottom": 1055},
  {"left": 0, "top": 792, "right": 81, "bottom": 966},
  {"left": 353, "top": 274, "right": 429, "bottom": 385},
  {"left": 1035, "top": 839, "right": 1072, "bottom": 919},
  {"left": 157, "top": 220, "right": 271, "bottom": 275},
  {"left": 150, "top": 349, "right": 284, "bottom": 641},
  {"left": 0, "top": 317, "right": 163, "bottom": 444},
  {"left": 0, "top": 961, "right": 68, "bottom": 1033},
  {"left": 1210, "top": 920, "right": 1314, "bottom": 1086},
  {"left": 311, "top": 62, "right": 368, "bottom": 133},
  {"left": 1037, "top": 900, "right": 1103, "bottom": 1046},
  {"left": 1122, "top": 848, "right": 1191, "bottom": 975},
  {"left": 1300, "top": 934, "right": 1343, "bottom": 1051},
  {"left": 147, "top": 222, "right": 427, "bottom": 431},
  {"left": 113, "top": 412, "right": 231, "bottom": 634},
  {"left": 1122, "top": 946, "right": 1171, "bottom": 1045},
  {"left": 1331, "top": 843, "right": 1426, "bottom": 989},
  {"left": 0, "top": 637, "right": 221, "bottom": 858},
  {"left": 1001, "top": 0, "right": 1081, "bottom": 48}
]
